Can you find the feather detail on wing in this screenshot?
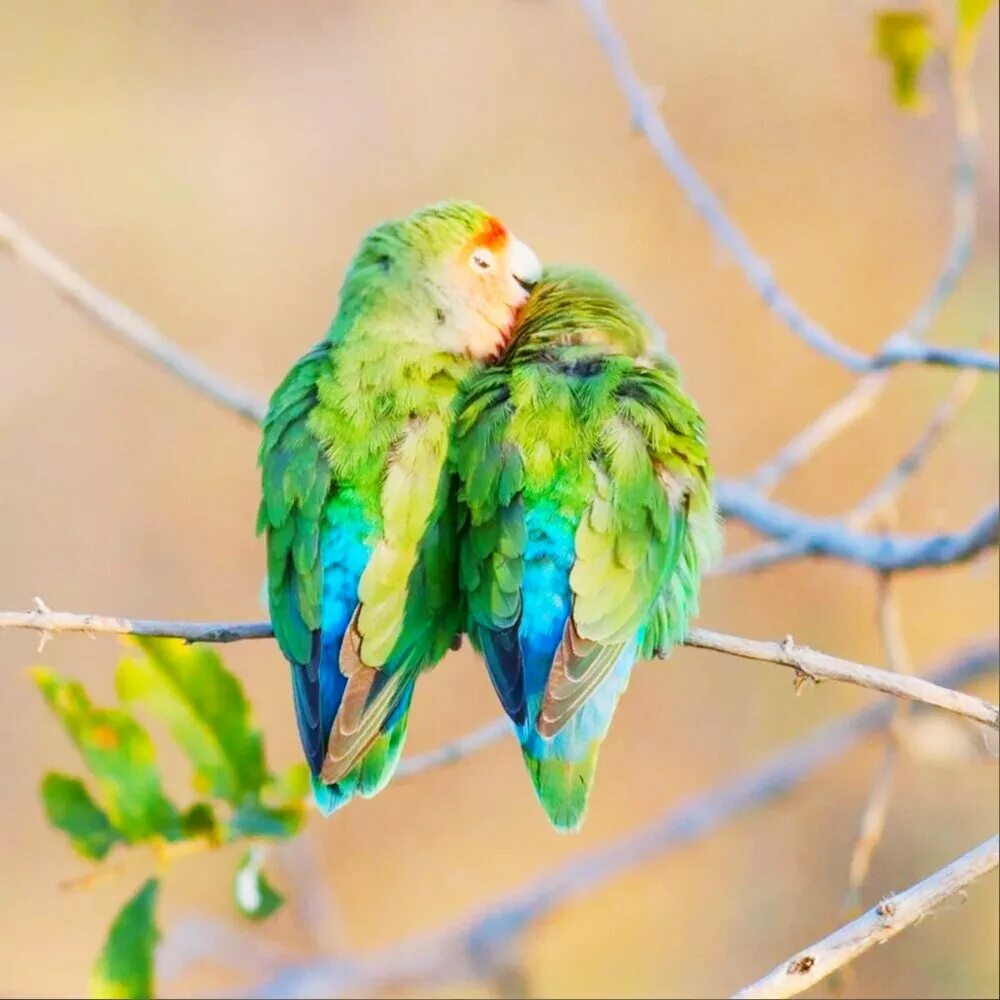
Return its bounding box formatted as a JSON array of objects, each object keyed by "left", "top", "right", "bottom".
[
  {"left": 258, "top": 341, "right": 335, "bottom": 772},
  {"left": 537, "top": 619, "right": 627, "bottom": 738},
  {"left": 320, "top": 609, "right": 412, "bottom": 784},
  {"left": 454, "top": 370, "right": 529, "bottom": 725},
  {"left": 319, "top": 413, "right": 457, "bottom": 784},
  {"left": 537, "top": 360, "right": 712, "bottom": 739}
]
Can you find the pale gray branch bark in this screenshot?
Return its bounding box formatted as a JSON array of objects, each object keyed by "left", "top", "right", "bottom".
[
  {"left": 684, "top": 628, "right": 998, "bottom": 730},
  {"left": 0, "top": 208, "right": 267, "bottom": 423},
  {"left": 3, "top": 607, "right": 996, "bottom": 729},
  {"left": 715, "top": 482, "right": 998, "bottom": 571},
  {"left": 732, "top": 834, "right": 999, "bottom": 999},
  {"left": 716, "top": 365, "right": 985, "bottom": 574}
]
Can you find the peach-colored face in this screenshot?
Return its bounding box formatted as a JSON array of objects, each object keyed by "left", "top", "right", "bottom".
[{"left": 447, "top": 219, "right": 542, "bottom": 361}]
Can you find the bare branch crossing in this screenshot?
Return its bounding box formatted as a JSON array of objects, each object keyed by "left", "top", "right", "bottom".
[
  {"left": 3, "top": 607, "right": 996, "bottom": 730},
  {"left": 732, "top": 835, "right": 1000, "bottom": 999}
]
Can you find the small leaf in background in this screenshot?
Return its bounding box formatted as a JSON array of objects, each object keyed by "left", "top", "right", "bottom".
[
  {"left": 179, "top": 801, "right": 221, "bottom": 842},
  {"left": 228, "top": 799, "right": 304, "bottom": 840},
  {"left": 116, "top": 638, "right": 266, "bottom": 805},
  {"left": 33, "top": 670, "right": 180, "bottom": 842},
  {"left": 41, "top": 773, "right": 121, "bottom": 861},
  {"left": 873, "top": 9, "right": 936, "bottom": 111},
  {"left": 263, "top": 761, "right": 311, "bottom": 807},
  {"left": 234, "top": 847, "right": 285, "bottom": 921},
  {"left": 956, "top": 0, "right": 996, "bottom": 65},
  {"left": 90, "top": 878, "right": 159, "bottom": 1000}
]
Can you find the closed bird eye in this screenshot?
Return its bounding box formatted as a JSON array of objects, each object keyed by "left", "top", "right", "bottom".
[{"left": 469, "top": 247, "right": 495, "bottom": 272}]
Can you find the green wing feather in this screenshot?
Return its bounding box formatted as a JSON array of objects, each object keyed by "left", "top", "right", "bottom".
[
  {"left": 258, "top": 341, "right": 332, "bottom": 668},
  {"left": 454, "top": 369, "right": 529, "bottom": 723},
  {"left": 322, "top": 411, "right": 463, "bottom": 781},
  {"left": 539, "top": 360, "right": 716, "bottom": 736}
]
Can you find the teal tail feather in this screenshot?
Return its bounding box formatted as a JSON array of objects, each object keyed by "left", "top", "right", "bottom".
[{"left": 309, "top": 683, "right": 414, "bottom": 815}]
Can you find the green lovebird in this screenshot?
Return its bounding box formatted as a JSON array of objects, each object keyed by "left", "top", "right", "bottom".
[
  {"left": 453, "top": 266, "right": 719, "bottom": 830},
  {"left": 259, "top": 201, "right": 541, "bottom": 813}
]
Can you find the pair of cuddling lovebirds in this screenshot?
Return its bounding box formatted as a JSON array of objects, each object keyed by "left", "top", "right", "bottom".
[{"left": 259, "top": 200, "right": 719, "bottom": 832}]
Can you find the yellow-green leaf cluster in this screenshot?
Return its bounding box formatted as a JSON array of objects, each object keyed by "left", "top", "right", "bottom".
[{"left": 873, "top": 10, "right": 936, "bottom": 112}]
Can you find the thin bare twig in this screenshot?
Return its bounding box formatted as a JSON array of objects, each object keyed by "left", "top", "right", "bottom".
[
  {"left": 716, "top": 362, "right": 986, "bottom": 574},
  {"left": 715, "top": 483, "right": 998, "bottom": 571},
  {"left": 847, "top": 365, "right": 983, "bottom": 530},
  {"left": 844, "top": 572, "right": 912, "bottom": 912},
  {"left": 743, "top": 29, "right": 982, "bottom": 493},
  {"left": 683, "top": 627, "right": 998, "bottom": 730},
  {"left": 748, "top": 375, "right": 890, "bottom": 495},
  {"left": 732, "top": 834, "right": 999, "bottom": 999},
  {"left": 4, "top": 606, "right": 996, "bottom": 729},
  {"left": 0, "top": 208, "right": 267, "bottom": 424},
  {"left": 395, "top": 716, "right": 511, "bottom": 780},
  {"left": 239, "top": 643, "right": 998, "bottom": 999},
  {"left": 0, "top": 608, "right": 273, "bottom": 644}
]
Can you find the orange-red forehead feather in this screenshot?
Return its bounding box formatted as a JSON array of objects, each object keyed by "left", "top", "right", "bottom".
[{"left": 476, "top": 217, "right": 508, "bottom": 251}]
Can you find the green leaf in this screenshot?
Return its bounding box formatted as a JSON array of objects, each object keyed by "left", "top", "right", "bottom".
[
  {"left": 234, "top": 848, "right": 285, "bottom": 921},
  {"left": 33, "top": 670, "right": 180, "bottom": 842},
  {"left": 263, "top": 762, "right": 311, "bottom": 807},
  {"left": 179, "top": 802, "right": 221, "bottom": 842},
  {"left": 873, "top": 9, "right": 936, "bottom": 111},
  {"left": 116, "top": 638, "right": 266, "bottom": 805},
  {"left": 41, "top": 773, "right": 121, "bottom": 861},
  {"left": 228, "top": 799, "right": 304, "bottom": 840},
  {"left": 90, "top": 879, "right": 159, "bottom": 1000},
  {"left": 956, "top": 0, "right": 996, "bottom": 64}
]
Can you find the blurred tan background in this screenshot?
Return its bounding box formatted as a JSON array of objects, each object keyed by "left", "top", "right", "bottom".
[{"left": 1, "top": 2, "right": 997, "bottom": 997}]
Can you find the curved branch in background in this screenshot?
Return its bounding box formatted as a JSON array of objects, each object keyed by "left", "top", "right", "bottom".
[
  {"left": 845, "top": 363, "right": 984, "bottom": 530},
  {"left": 0, "top": 208, "right": 267, "bottom": 424},
  {"left": 843, "top": 573, "right": 912, "bottom": 913},
  {"left": 235, "top": 643, "right": 998, "bottom": 1000},
  {"left": 716, "top": 364, "right": 986, "bottom": 575},
  {"left": 3, "top": 607, "right": 997, "bottom": 729},
  {"left": 395, "top": 717, "right": 510, "bottom": 781},
  {"left": 715, "top": 481, "right": 999, "bottom": 571},
  {"left": 577, "top": 0, "right": 991, "bottom": 378},
  {"left": 732, "top": 835, "right": 999, "bottom": 1000},
  {"left": 746, "top": 375, "right": 889, "bottom": 495},
  {"left": 742, "top": 56, "right": 981, "bottom": 494}
]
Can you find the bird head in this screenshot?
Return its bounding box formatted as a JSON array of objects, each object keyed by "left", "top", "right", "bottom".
[
  {"left": 507, "top": 265, "right": 657, "bottom": 361},
  {"left": 350, "top": 201, "right": 541, "bottom": 361}
]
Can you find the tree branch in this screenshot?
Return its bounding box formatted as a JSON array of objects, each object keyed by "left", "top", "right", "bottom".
[
  {"left": 716, "top": 361, "right": 986, "bottom": 575},
  {"left": 4, "top": 607, "right": 997, "bottom": 729},
  {"left": 0, "top": 208, "right": 267, "bottom": 424},
  {"left": 238, "top": 643, "right": 998, "bottom": 999},
  {"left": 683, "top": 628, "right": 998, "bottom": 730},
  {"left": 715, "top": 482, "right": 998, "bottom": 571},
  {"left": 0, "top": 607, "right": 273, "bottom": 644},
  {"left": 843, "top": 573, "right": 911, "bottom": 913},
  {"left": 577, "top": 0, "right": 993, "bottom": 377},
  {"left": 395, "top": 716, "right": 510, "bottom": 781},
  {"left": 846, "top": 364, "right": 983, "bottom": 530},
  {"left": 731, "top": 834, "right": 999, "bottom": 999}
]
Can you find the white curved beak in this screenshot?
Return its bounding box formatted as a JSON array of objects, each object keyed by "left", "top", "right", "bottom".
[{"left": 508, "top": 236, "right": 542, "bottom": 293}]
